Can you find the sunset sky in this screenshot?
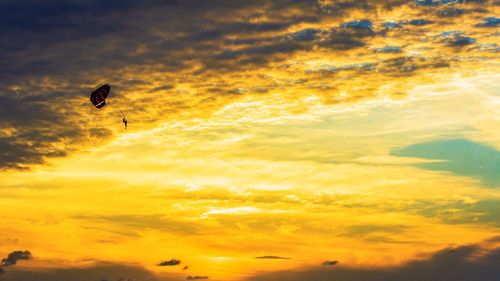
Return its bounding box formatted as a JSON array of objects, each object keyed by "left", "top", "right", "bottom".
[{"left": 0, "top": 1, "right": 499, "bottom": 281}]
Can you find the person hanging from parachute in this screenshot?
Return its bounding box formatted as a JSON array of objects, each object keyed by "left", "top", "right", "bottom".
[
  {"left": 90, "top": 84, "right": 130, "bottom": 130},
  {"left": 122, "top": 117, "right": 128, "bottom": 130}
]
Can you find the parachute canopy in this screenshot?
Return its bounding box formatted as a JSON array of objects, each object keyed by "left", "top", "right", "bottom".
[{"left": 90, "top": 84, "right": 110, "bottom": 109}]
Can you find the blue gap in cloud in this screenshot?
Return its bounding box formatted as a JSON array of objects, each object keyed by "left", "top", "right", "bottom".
[{"left": 391, "top": 139, "right": 500, "bottom": 187}]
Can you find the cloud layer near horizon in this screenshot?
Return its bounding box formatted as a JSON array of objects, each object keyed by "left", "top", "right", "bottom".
[
  {"left": 2, "top": 239, "right": 500, "bottom": 281},
  {"left": 245, "top": 241, "right": 500, "bottom": 281}
]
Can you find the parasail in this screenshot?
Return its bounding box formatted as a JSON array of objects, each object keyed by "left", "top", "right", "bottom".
[{"left": 90, "top": 84, "right": 110, "bottom": 109}]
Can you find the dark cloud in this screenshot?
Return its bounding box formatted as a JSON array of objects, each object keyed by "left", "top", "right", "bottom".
[
  {"left": 406, "top": 19, "right": 433, "bottom": 26},
  {"left": 0, "top": 0, "right": 325, "bottom": 169},
  {"left": 377, "top": 56, "right": 450, "bottom": 77},
  {"left": 436, "top": 7, "right": 465, "bottom": 17},
  {"left": 1, "top": 251, "right": 32, "bottom": 267},
  {"left": 157, "top": 259, "right": 181, "bottom": 266},
  {"left": 311, "top": 55, "right": 451, "bottom": 78},
  {"left": 0, "top": 0, "right": 498, "bottom": 170},
  {"left": 320, "top": 21, "right": 375, "bottom": 50},
  {"left": 436, "top": 31, "right": 476, "bottom": 46},
  {"left": 255, "top": 256, "right": 291, "bottom": 260},
  {"left": 475, "top": 17, "right": 500, "bottom": 27},
  {"left": 322, "top": 260, "right": 338, "bottom": 266},
  {"left": 317, "top": 0, "right": 375, "bottom": 15},
  {"left": 287, "top": 28, "right": 322, "bottom": 41},
  {"left": 216, "top": 42, "right": 307, "bottom": 61},
  {"left": 342, "top": 20, "right": 373, "bottom": 30},
  {"left": 1, "top": 262, "right": 182, "bottom": 281},
  {"left": 446, "top": 35, "right": 476, "bottom": 46},
  {"left": 0, "top": 92, "right": 113, "bottom": 170},
  {"left": 0, "top": 0, "right": 320, "bottom": 83},
  {"left": 148, "top": 85, "right": 175, "bottom": 93},
  {"left": 245, "top": 243, "right": 500, "bottom": 281},
  {"left": 217, "top": 17, "right": 378, "bottom": 63}
]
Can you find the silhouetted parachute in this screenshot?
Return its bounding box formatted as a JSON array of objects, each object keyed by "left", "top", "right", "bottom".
[{"left": 90, "top": 84, "right": 110, "bottom": 109}]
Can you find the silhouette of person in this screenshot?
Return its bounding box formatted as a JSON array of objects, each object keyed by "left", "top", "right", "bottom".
[{"left": 122, "top": 117, "right": 128, "bottom": 130}]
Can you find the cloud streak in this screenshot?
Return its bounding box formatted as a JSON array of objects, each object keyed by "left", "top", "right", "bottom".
[
  {"left": 157, "top": 259, "right": 181, "bottom": 266},
  {"left": 255, "top": 256, "right": 291, "bottom": 260}
]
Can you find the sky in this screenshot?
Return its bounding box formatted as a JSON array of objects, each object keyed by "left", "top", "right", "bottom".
[{"left": 0, "top": 0, "right": 499, "bottom": 280}]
